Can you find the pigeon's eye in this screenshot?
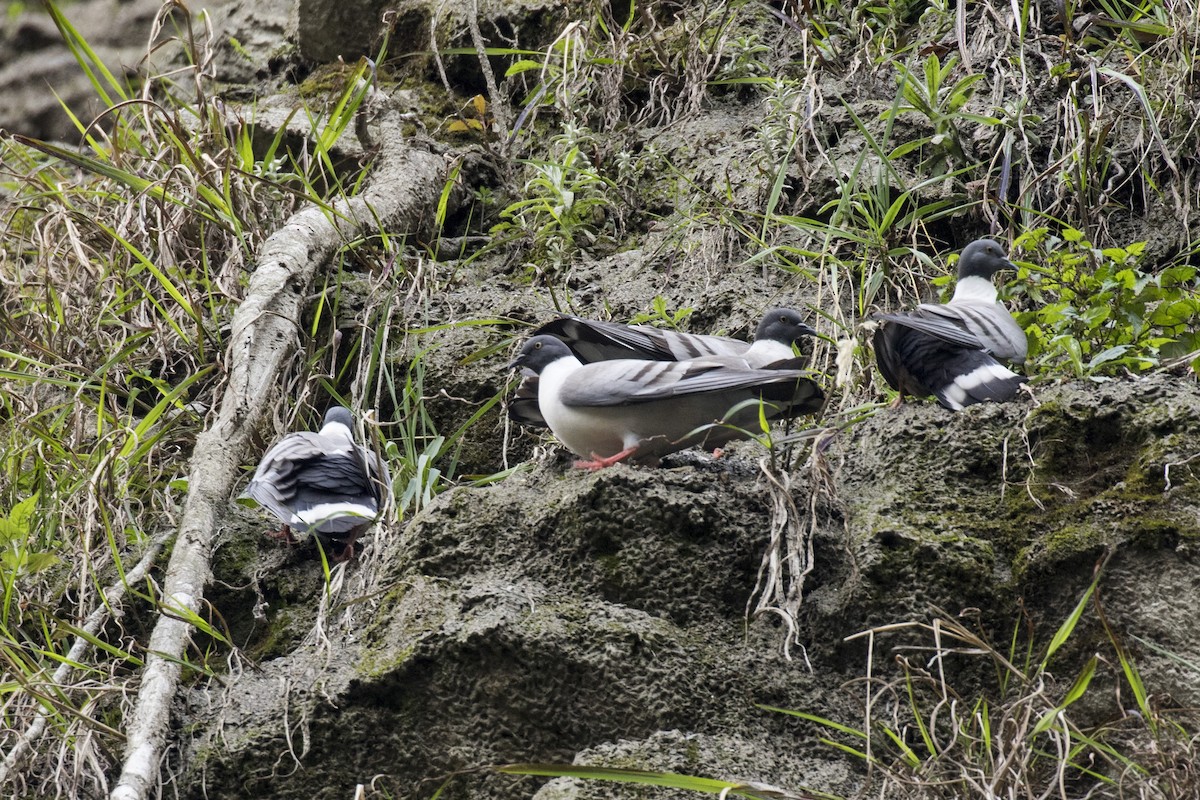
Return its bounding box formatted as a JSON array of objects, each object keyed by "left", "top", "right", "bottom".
[{"left": 533, "top": 341, "right": 543, "bottom": 350}]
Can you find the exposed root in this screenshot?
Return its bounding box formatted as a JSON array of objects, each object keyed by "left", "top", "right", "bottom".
[{"left": 748, "top": 456, "right": 814, "bottom": 663}]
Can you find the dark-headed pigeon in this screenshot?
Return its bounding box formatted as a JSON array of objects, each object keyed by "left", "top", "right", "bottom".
[
  {"left": 244, "top": 406, "right": 391, "bottom": 559},
  {"left": 508, "top": 335, "right": 824, "bottom": 469},
  {"left": 873, "top": 239, "right": 1027, "bottom": 410}
]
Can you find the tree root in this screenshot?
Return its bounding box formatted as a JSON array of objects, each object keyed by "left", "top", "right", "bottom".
[{"left": 108, "top": 106, "right": 454, "bottom": 800}]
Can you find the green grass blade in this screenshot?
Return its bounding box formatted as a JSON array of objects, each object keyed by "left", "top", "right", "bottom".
[
  {"left": 756, "top": 704, "right": 868, "bottom": 739},
  {"left": 1041, "top": 576, "right": 1097, "bottom": 670},
  {"left": 497, "top": 764, "right": 812, "bottom": 799},
  {"left": 44, "top": 1, "right": 130, "bottom": 106}
]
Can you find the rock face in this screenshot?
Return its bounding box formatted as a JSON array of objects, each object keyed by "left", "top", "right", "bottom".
[
  {"left": 186, "top": 374, "right": 1200, "bottom": 799},
  {"left": 9, "top": 1, "right": 1195, "bottom": 797},
  {"left": 0, "top": 0, "right": 241, "bottom": 141}
]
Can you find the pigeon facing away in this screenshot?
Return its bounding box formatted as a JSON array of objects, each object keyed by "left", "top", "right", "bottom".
[
  {"left": 510, "top": 308, "right": 818, "bottom": 428},
  {"left": 873, "top": 239, "right": 1027, "bottom": 410},
  {"left": 509, "top": 335, "right": 824, "bottom": 469},
  {"left": 245, "top": 406, "right": 391, "bottom": 560}
]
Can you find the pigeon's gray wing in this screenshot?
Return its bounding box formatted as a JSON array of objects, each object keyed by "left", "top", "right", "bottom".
[
  {"left": 875, "top": 311, "right": 986, "bottom": 350},
  {"left": 559, "top": 359, "right": 818, "bottom": 407},
  {"left": 649, "top": 363, "right": 824, "bottom": 416}
]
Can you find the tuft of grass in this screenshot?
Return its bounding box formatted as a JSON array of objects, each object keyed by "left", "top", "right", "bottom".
[{"left": 769, "top": 565, "right": 1200, "bottom": 798}]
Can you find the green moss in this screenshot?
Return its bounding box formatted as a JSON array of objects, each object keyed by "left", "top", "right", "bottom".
[
  {"left": 357, "top": 644, "right": 418, "bottom": 680},
  {"left": 296, "top": 64, "right": 356, "bottom": 98},
  {"left": 1013, "top": 522, "right": 1110, "bottom": 580}
]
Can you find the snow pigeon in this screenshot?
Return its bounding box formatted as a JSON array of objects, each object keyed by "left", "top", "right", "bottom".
[
  {"left": 510, "top": 308, "right": 818, "bottom": 428},
  {"left": 508, "top": 334, "right": 824, "bottom": 469},
  {"left": 873, "top": 239, "right": 1027, "bottom": 410},
  {"left": 244, "top": 406, "right": 391, "bottom": 560}
]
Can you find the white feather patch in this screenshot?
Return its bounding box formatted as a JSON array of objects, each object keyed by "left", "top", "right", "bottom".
[
  {"left": 295, "top": 501, "right": 377, "bottom": 528},
  {"left": 951, "top": 275, "right": 999, "bottom": 304},
  {"left": 941, "top": 362, "right": 1020, "bottom": 409}
]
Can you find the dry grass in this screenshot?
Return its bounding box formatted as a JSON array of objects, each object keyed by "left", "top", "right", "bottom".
[{"left": 0, "top": 4, "right": 420, "bottom": 796}]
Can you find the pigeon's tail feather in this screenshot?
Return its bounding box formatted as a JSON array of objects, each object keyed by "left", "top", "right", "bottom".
[
  {"left": 933, "top": 357, "right": 1026, "bottom": 410},
  {"left": 508, "top": 374, "right": 548, "bottom": 427}
]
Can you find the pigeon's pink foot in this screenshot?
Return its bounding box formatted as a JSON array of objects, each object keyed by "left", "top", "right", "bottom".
[
  {"left": 889, "top": 393, "right": 906, "bottom": 409},
  {"left": 330, "top": 530, "right": 363, "bottom": 562},
  {"left": 573, "top": 446, "right": 639, "bottom": 471},
  {"left": 265, "top": 525, "right": 297, "bottom": 544}
]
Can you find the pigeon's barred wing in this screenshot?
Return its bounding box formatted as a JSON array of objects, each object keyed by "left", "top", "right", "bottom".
[
  {"left": 629, "top": 361, "right": 814, "bottom": 402},
  {"left": 557, "top": 360, "right": 691, "bottom": 406},
  {"left": 554, "top": 359, "right": 806, "bottom": 407},
  {"left": 917, "top": 302, "right": 1026, "bottom": 362},
  {"left": 535, "top": 316, "right": 750, "bottom": 363},
  {"left": 288, "top": 452, "right": 378, "bottom": 496},
  {"left": 874, "top": 324, "right": 1024, "bottom": 411}
]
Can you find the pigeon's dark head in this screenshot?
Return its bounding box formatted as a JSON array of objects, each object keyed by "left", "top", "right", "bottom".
[
  {"left": 756, "top": 308, "right": 817, "bottom": 345},
  {"left": 323, "top": 406, "right": 354, "bottom": 430},
  {"left": 509, "top": 335, "right": 575, "bottom": 374},
  {"left": 957, "top": 239, "right": 1016, "bottom": 280}
]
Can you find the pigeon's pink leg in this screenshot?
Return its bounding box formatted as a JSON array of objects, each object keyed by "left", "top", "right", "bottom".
[
  {"left": 265, "top": 525, "right": 297, "bottom": 544},
  {"left": 330, "top": 528, "right": 364, "bottom": 562},
  {"left": 573, "top": 446, "right": 639, "bottom": 471}
]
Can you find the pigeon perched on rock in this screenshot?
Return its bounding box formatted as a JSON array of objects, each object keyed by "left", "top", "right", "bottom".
[
  {"left": 873, "top": 239, "right": 1027, "bottom": 410},
  {"left": 244, "top": 406, "right": 391, "bottom": 560},
  {"left": 510, "top": 308, "right": 818, "bottom": 428},
  {"left": 508, "top": 335, "right": 824, "bottom": 469}
]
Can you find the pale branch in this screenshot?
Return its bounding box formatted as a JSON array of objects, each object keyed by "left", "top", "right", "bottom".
[{"left": 109, "top": 107, "right": 456, "bottom": 800}]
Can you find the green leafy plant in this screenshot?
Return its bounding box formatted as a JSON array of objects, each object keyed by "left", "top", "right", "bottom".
[
  {"left": 883, "top": 53, "right": 1001, "bottom": 175},
  {"left": 0, "top": 496, "right": 57, "bottom": 599},
  {"left": 628, "top": 297, "right": 697, "bottom": 330},
  {"left": 489, "top": 142, "right": 616, "bottom": 275},
  {"left": 1011, "top": 228, "right": 1200, "bottom": 377}
]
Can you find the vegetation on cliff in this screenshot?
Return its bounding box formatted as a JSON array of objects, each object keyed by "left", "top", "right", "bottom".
[{"left": 0, "top": 0, "right": 1198, "bottom": 798}]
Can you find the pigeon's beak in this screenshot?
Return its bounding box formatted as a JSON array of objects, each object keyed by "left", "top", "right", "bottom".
[{"left": 506, "top": 352, "right": 526, "bottom": 371}]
